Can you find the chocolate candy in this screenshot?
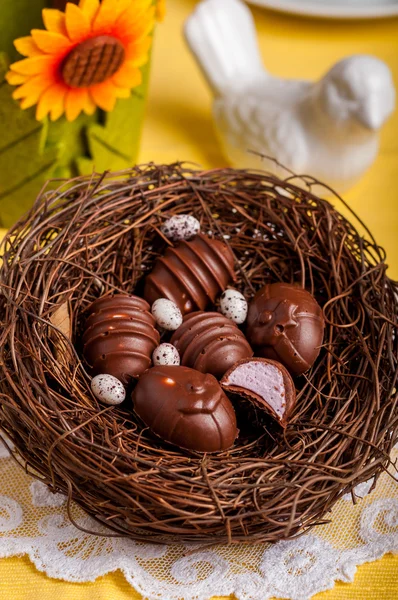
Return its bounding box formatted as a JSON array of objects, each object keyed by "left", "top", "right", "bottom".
[
  {"left": 144, "top": 234, "right": 236, "bottom": 314},
  {"left": 246, "top": 283, "right": 324, "bottom": 376},
  {"left": 83, "top": 295, "right": 160, "bottom": 385},
  {"left": 62, "top": 36, "right": 125, "bottom": 88},
  {"left": 133, "top": 366, "right": 238, "bottom": 452},
  {"left": 171, "top": 311, "right": 253, "bottom": 379},
  {"left": 221, "top": 358, "right": 296, "bottom": 427}
]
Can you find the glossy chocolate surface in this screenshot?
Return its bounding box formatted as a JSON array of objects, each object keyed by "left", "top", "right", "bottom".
[
  {"left": 132, "top": 366, "right": 237, "bottom": 452},
  {"left": 171, "top": 311, "right": 253, "bottom": 379},
  {"left": 83, "top": 295, "right": 160, "bottom": 384},
  {"left": 246, "top": 283, "right": 324, "bottom": 376},
  {"left": 144, "top": 234, "right": 236, "bottom": 314}
]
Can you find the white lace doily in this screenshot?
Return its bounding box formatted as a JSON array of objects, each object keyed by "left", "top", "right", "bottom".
[{"left": 0, "top": 434, "right": 397, "bottom": 600}]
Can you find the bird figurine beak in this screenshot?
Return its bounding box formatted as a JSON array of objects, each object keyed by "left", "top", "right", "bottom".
[{"left": 357, "top": 97, "right": 391, "bottom": 131}]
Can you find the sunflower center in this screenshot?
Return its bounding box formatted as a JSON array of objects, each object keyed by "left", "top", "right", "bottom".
[{"left": 61, "top": 36, "right": 125, "bottom": 88}]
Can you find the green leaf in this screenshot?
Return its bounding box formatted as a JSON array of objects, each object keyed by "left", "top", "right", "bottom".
[
  {"left": 78, "top": 61, "right": 151, "bottom": 175},
  {"left": 0, "top": 0, "right": 47, "bottom": 62},
  {"left": 0, "top": 53, "right": 61, "bottom": 228}
]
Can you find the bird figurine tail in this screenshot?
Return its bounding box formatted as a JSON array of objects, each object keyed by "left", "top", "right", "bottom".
[{"left": 184, "top": 0, "right": 265, "bottom": 96}]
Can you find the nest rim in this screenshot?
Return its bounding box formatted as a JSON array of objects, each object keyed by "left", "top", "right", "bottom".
[{"left": 0, "top": 162, "right": 397, "bottom": 545}]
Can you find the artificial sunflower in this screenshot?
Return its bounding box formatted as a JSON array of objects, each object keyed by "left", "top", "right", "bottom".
[{"left": 6, "top": 0, "right": 155, "bottom": 122}]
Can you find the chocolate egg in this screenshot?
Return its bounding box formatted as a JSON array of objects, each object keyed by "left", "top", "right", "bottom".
[
  {"left": 144, "top": 233, "right": 236, "bottom": 314},
  {"left": 83, "top": 295, "right": 160, "bottom": 384},
  {"left": 246, "top": 283, "right": 324, "bottom": 376},
  {"left": 132, "top": 366, "right": 237, "bottom": 452},
  {"left": 171, "top": 311, "right": 253, "bottom": 379}
]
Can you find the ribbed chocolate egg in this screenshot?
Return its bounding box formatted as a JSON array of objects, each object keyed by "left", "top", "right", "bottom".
[
  {"left": 144, "top": 234, "right": 236, "bottom": 314},
  {"left": 83, "top": 295, "right": 160, "bottom": 385},
  {"left": 171, "top": 311, "right": 253, "bottom": 379}
]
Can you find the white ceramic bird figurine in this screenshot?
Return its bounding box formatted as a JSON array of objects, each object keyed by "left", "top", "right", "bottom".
[{"left": 185, "top": 0, "right": 396, "bottom": 192}]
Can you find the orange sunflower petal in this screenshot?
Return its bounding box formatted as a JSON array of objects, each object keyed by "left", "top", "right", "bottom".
[
  {"left": 50, "top": 96, "right": 66, "bottom": 121},
  {"left": 10, "top": 56, "right": 57, "bottom": 76},
  {"left": 116, "top": 10, "right": 155, "bottom": 44},
  {"left": 112, "top": 60, "right": 142, "bottom": 88},
  {"left": 65, "top": 3, "right": 91, "bottom": 42},
  {"left": 65, "top": 88, "right": 89, "bottom": 121},
  {"left": 46, "top": 83, "right": 67, "bottom": 121},
  {"left": 18, "top": 80, "right": 53, "bottom": 111},
  {"left": 114, "top": 87, "right": 131, "bottom": 99},
  {"left": 14, "top": 36, "right": 42, "bottom": 58},
  {"left": 115, "top": 0, "right": 134, "bottom": 17},
  {"left": 84, "top": 94, "right": 97, "bottom": 115},
  {"left": 117, "top": 7, "right": 153, "bottom": 33},
  {"left": 125, "top": 37, "right": 151, "bottom": 66},
  {"left": 36, "top": 83, "right": 67, "bottom": 120},
  {"left": 93, "top": 0, "right": 123, "bottom": 34},
  {"left": 42, "top": 9, "right": 68, "bottom": 37},
  {"left": 20, "top": 96, "right": 41, "bottom": 110},
  {"left": 89, "top": 80, "right": 117, "bottom": 111},
  {"left": 12, "top": 74, "right": 53, "bottom": 101},
  {"left": 6, "top": 71, "right": 28, "bottom": 85},
  {"left": 119, "top": 0, "right": 154, "bottom": 26},
  {"left": 31, "top": 30, "right": 72, "bottom": 55},
  {"left": 124, "top": 0, "right": 153, "bottom": 15},
  {"left": 79, "top": 0, "right": 100, "bottom": 22}
]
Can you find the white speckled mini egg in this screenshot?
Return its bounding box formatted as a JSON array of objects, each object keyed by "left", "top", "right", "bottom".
[
  {"left": 220, "top": 289, "right": 248, "bottom": 325},
  {"left": 91, "top": 374, "right": 126, "bottom": 405},
  {"left": 152, "top": 343, "right": 181, "bottom": 366},
  {"left": 151, "top": 298, "right": 183, "bottom": 331},
  {"left": 161, "top": 214, "right": 200, "bottom": 242}
]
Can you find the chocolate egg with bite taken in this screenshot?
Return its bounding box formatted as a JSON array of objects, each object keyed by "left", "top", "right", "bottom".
[{"left": 221, "top": 357, "right": 296, "bottom": 427}]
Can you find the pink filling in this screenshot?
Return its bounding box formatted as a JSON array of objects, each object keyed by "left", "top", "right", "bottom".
[{"left": 225, "top": 362, "right": 286, "bottom": 418}]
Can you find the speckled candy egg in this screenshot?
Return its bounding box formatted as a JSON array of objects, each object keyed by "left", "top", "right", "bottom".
[
  {"left": 161, "top": 214, "right": 200, "bottom": 242},
  {"left": 151, "top": 298, "right": 183, "bottom": 331},
  {"left": 152, "top": 343, "right": 181, "bottom": 366},
  {"left": 220, "top": 289, "right": 248, "bottom": 325},
  {"left": 91, "top": 374, "right": 126, "bottom": 405}
]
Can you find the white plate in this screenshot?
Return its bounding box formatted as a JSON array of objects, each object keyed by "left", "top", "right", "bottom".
[{"left": 247, "top": 0, "right": 398, "bottom": 19}]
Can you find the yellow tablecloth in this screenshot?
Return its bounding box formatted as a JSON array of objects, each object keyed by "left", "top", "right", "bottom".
[{"left": 1, "top": 1, "right": 397, "bottom": 598}]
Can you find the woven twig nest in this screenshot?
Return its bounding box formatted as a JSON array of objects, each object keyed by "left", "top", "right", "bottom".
[{"left": 0, "top": 163, "right": 397, "bottom": 544}]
